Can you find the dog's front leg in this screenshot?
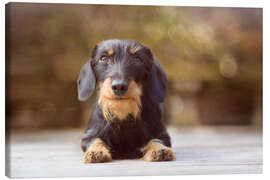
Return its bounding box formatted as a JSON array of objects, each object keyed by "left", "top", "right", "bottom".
[
  {"left": 84, "top": 138, "right": 112, "bottom": 163},
  {"left": 141, "top": 139, "right": 175, "bottom": 161}
]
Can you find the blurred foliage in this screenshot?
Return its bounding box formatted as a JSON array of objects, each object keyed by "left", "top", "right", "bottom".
[{"left": 6, "top": 3, "right": 262, "bottom": 129}]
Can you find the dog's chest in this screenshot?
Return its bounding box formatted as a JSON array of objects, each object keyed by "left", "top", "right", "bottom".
[{"left": 107, "top": 118, "right": 146, "bottom": 150}]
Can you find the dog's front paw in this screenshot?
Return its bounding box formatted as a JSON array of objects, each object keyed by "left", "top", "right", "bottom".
[
  {"left": 143, "top": 146, "right": 175, "bottom": 161},
  {"left": 84, "top": 138, "right": 112, "bottom": 163},
  {"left": 142, "top": 139, "right": 175, "bottom": 162},
  {"left": 84, "top": 150, "right": 112, "bottom": 163}
]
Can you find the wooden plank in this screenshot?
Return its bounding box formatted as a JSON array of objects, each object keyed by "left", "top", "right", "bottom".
[{"left": 6, "top": 126, "right": 262, "bottom": 178}]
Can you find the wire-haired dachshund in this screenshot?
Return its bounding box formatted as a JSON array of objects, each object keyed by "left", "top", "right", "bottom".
[{"left": 77, "top": 39, "right": 175, "bottom": 163}]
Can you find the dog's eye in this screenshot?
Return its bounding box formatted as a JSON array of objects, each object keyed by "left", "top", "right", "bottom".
[
  {"left": 135, "top": 57, "right": 141, "bottom": 63},
  {"left": 100, "top": 56, "right": 108, "bottom": 62}
]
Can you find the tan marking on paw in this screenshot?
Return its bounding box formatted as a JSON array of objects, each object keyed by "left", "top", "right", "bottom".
[
  {"left": 84, "top": 138, "right": 112, "bottom": 163},
  {"left": 141, "top": 139, "right": 175, "bottom": 162}
]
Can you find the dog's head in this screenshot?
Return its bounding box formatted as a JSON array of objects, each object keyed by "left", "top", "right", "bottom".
[{"left": 77, "top": 39, "right": 167, "bottom": 121}]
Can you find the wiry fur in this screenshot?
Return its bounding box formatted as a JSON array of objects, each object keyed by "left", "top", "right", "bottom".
[{"left": 98, "top": 78, "right": 142, "bottom": 121}]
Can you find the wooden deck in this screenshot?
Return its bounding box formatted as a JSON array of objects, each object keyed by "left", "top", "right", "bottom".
[{"left": 6, "top": 126, "right": 262, "bottom": 178}]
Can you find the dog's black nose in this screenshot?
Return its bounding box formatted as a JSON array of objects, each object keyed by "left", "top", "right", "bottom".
[{"left": 111, "top": 79, "right": 128, "bottom": 96}]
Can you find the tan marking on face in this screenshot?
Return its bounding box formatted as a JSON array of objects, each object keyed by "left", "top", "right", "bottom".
[
  {"left": 107, "top": 49, "right": 114, "bottom": 56},
  {"left": 98, "top": 78, "right": 142, "bottom": 121},
  {"left": 129, "top": 46, "right": 141, "bottom": 55}
]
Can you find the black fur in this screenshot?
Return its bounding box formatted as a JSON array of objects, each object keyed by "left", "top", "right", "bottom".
[
  {"left": 78, "top": 39, "right": 171, "bottom": 159},
  {"left": 77, "top": 61, "right": 96, "bottom": 101}
]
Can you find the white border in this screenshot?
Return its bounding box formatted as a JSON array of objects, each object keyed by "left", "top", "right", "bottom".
[
  {"left": 1, "top": 0, "right": 265, "bottom": 7},
  {"left": 1, "top": 1, "right": 267, "bottom": 180}
]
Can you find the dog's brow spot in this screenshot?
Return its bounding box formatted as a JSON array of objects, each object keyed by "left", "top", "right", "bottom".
[
  {"left": 129, "top": 46, "right": 141, "bottom": 55},
  {"left": 129, "top": 48, "right": 136, "bottom": 55},
  {"left": 107, "top": 49, "right": 114, "bottom": 56}
]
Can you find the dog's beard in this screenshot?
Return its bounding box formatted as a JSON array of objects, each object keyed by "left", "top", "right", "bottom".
[{"left": 98, "top": 78, "right": 142, "bottom": 121}]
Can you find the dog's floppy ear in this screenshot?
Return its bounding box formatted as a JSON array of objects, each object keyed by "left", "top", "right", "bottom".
[
  {"left": 147, "top": 60, "right": 168, "bottom": 103},
  {"left": 77, "top": 61, "right": 96, "bottom": 101}
]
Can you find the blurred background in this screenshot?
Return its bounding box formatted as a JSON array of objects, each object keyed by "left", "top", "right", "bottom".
[{"left": 6, "top": 3, "right": 262, "bottom": 130}]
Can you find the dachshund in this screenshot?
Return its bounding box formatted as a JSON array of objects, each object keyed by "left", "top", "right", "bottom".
[{"left": 77, "top": 39, "right": 175, "bottom": 163}]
